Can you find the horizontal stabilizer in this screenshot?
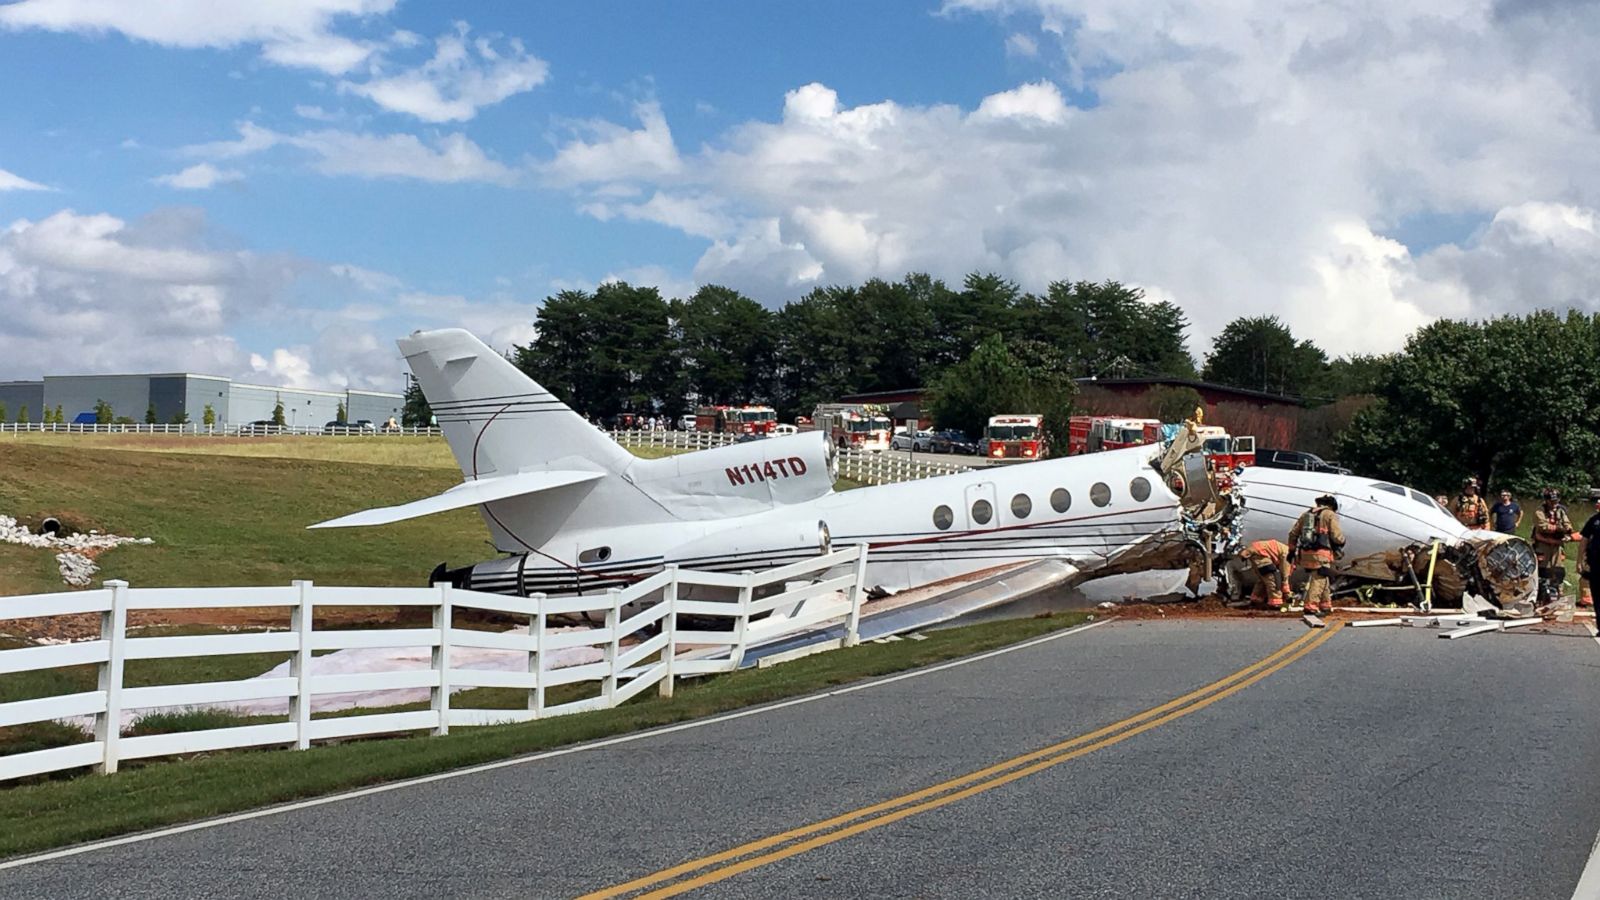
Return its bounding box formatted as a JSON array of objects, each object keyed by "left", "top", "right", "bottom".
[{"left": 309, "top": 470, "right": 605, "bottom": 529}]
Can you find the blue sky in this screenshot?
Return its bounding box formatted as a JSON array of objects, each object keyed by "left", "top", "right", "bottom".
[{"left": 1, "top": 0, "right": 1597, "bottom": 390}]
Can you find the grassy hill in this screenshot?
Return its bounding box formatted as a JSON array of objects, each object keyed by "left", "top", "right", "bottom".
[{"left": 0, "top": 440, "right": 489, "bottom": 597}]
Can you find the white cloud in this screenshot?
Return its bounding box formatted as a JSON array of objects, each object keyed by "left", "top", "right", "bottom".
[
  {"left": 152, "top": 163, "right": 244, "bottom": 190},
  {"left": 341, "top": 23, "right": 549, "bottom": 123},
  {"left": 183, "top": 122, "right": 515, "bottom": 184},
  {"left": 543, "top": 101, "right": 683, "bottom": 185},
  {"left": 0, "top": 0, "right": 395, "bottom": 75},
  {"left": 540, "top": 2, "right": 1600, "bottom": 353},
  {"left": 1005, "top": 33, "right": 1039, "bottom": 57},
  {"left": 0, "top": 167, "right": 49, "bottom": 191},
  {"left": 294, "top": 104, "right": 340, "bottom": 122}
]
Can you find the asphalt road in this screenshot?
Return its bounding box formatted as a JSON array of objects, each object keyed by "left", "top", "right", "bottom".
[{"left": 3, "top": 619, "right": 1598, "bottom": 899}]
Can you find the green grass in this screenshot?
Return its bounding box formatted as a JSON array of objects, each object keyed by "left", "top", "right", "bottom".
[{"left": 0, "top": 612, "right": 1090, "bottom": 859}]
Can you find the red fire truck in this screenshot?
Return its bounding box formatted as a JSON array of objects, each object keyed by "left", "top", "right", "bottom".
[
  {"left": 1066, "top": 416, "right": 1161, "bottom": 455},
  {"left": 694, "top": 405, "right": 777, "bottom": 435},
  {"left": 1193, "top": 425, "right": 1256, "bottom": 469},
  {"left": 985, "top": 414, "right": 1047, "bottom": 460},
  {"left": 812, "top": 404, "right": 892, "bottom": 452}
]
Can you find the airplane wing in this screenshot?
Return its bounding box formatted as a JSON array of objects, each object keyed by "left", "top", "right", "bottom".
[{"left": 309, "top": 470, "right": 605, "bottom": 529}]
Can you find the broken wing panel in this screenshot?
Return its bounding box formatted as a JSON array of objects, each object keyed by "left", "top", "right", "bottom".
[{"left": 309, "top": 470, "right": 605, "bottom": 529}]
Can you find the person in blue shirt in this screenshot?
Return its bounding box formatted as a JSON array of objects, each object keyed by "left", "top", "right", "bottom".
[{"left": 1489, "top": 490, "right": 1522, "bottom": 534}]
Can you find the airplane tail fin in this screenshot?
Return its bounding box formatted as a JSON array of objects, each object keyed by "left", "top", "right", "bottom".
[{"left": 398, "top": 328, "right": 636, "bottom": 480}]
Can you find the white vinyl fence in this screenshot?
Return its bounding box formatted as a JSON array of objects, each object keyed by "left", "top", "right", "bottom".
[
  {"left": 836, "top": 449, "right": 970, "bottom": 486},
  {"left": 0, "top": 422, "right": 443, "bottom": 437},
  {"left": 0, "top": 546, "right": 868, "bottom": 782}
]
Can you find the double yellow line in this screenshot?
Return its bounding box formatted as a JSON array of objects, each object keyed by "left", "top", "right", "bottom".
[{"left": 582, "top": 621, "right": 1344, "bottom": 899}]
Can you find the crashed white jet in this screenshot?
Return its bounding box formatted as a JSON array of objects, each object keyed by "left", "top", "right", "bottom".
[{"left": 313, "top": 329, "right": 1536, "bottom": 611}]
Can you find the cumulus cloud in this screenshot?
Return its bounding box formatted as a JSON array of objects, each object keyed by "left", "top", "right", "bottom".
[
  {"left": 0, "top": 0, "right": 394, "bottom": 75},
  {"left": 183, "top": 122, "right": 516, "bottom": 184},
  {"left": 0, "top": 167, "right": 49, "bottom": 191},
  {"left": 152, "top": 163, "right": 244, "bottom": 190},
  {"left": 0, "top": 208, "right": 544, "bottom": 390},
  {"left": 340, "top": 22, "right": 549, "bottom": 123},
  {"left": 542, "top": 2, "right": 1600, "bottom": 355}
]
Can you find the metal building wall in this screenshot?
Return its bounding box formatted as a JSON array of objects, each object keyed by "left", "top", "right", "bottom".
[
  {"left": 185, "top": 376, "right": 230, "bottom": 427},
  {"left": 0, "top": 381, "right": 44, "bottom": 421},
  {"left": 227, "top": 383, "right": 343, "bottom": 427},
  {"left": 345, "top": 390, "right": 404, "bottom": 425},
  {"left": 43, "top": 375, "right": 152, "bottom": 423}
]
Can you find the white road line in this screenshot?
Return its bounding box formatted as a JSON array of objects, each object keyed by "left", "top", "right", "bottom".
[
  {"left": 1577, "top": 623, "right": 1600, "bottom": 900},
  {"left": 0, "top": 616, "right": 1117, "bottom": 871}
]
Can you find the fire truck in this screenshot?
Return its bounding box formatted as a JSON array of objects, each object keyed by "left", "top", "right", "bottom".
[
  {"left": 1067, "top": 416, "right": 1162, "bottom": 456},
  {"left": 812, "top": 403, "right": 892, "bottom": 452},
  {"left": 984, "top": 414, "right": 1047, "bottom": 460},
  {"left": 1193, "top": 425, "right": 1256, "bottom": 469},
  {"left": 694, "top": 404, "right": 777, "bottom": 435}
]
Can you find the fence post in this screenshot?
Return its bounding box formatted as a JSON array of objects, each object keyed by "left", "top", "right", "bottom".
[
  {"left": 290, "top": 580, "right": 314, "bottom": 749},
  {"left": 530, "top": 593, "right": 548, "bottom": 718},
  {"left": 602, "top": 588, "right": 622, "bottom": 707},
  {"left": 94, "top": 580, "right": 129, "bottom": 774},
  {"left": 431, "top": 582, "right": 452, "bottom": 735},
  {"left": 845, "top": 546, "right": 869, "bottom": 648},
  {"left": 730, "top": 573, "right": 754, "bottom": 669},
  {"left": 659, "top": 565, "right": 679, "bottom": 699}
]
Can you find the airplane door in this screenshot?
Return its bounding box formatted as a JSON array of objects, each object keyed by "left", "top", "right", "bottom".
[{"left": 964, "top": 482, "right": 999, "bottom": 531}]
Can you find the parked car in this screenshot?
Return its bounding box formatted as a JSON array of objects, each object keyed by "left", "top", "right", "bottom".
[
  {"left": 734, "top": 432, "right": 767, "bottom": 444},
  {"left": 1255, "top": 448, "right": 1351, "bottom": 475},
  {"left": 678, "top": 414, "right": 697, "bottom": 431},
  {"left": 238, "top": 420, "right": 280, "bottom": 436},
  {"left": 934, "top": 429, "right": 978, "bottom": 455},
  {"left": 890, "top": 429, "right": 935, "bottom": 452},
  {"left": 322, "top": 420, "right": 377, "bottom": 434},
  {"left": 773, "top": 423, "right": 799, "bottom": 436}
]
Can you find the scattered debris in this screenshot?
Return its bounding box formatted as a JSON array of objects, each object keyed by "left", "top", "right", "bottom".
[
  {"left": 1302, "top": 614, "right": 1326, "bottom": 629},
  {"left": 0, "top": 514, "right": 154, "bottom": 587}
]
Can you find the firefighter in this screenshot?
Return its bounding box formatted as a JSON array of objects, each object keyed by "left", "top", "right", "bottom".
[
  {"left": 1532, "top": 488, "right": 1575, "bottom": 606},
  {"left": 1240, "top": 539, "right": 1293, "bottom": 610},
  {"left": 1451, "top": 477, "right": 1490, "bottom": 529},
  {"left": 1290, "top": 495, "right": 1345, "bottom": 615}
]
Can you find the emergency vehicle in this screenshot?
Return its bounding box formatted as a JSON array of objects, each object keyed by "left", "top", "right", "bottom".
[
  {"left": 812, "top": 403, "right": 892, "bottom": 452},
  {"left": 1193, "top": 425, "right": 1256, "bottom": 469},
  {"left": 694, "top": 404, "right": 778, "bottom": 435},
  {"left": 984, "top": 414, "right": 1047, "bottom": 460},
  {"left": 1067, "top": 416, "right": 1161, "bottom": 456}
]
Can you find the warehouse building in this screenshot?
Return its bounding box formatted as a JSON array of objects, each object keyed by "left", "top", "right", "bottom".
[{"left": 0, "top": 372, "right": 401, "bottom": 427}]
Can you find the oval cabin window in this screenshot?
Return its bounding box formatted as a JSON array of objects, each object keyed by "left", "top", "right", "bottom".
[
  {"left": 933, "top": 505, "right": 955, "bottom": 530},
  {"left": 1011, "top": 493, "right": 1032, "bottom": 519},
  {"left": 578, "top": 546, "right": 613, "bottom": 564},
  {"left": 971, "top": 499, "right": 994, "bottom": 525},
  {"left": 1130, "top": 477, "right": 1152, "bottom": 502},
  {"left": 1090, "top": 482, "right": 1112, "bottom": 507},
  {"left": 1051, "top": 488, "right": 1072, "bottom": 513}
]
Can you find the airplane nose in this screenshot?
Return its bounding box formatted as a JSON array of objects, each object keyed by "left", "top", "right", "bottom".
[{"left": 1473, "top": 537, "right": 1538, "bottom": 607}]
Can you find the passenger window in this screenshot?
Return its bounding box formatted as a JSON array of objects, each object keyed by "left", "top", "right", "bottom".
[
  {"left": 932, "top": 505, "right": 954, "bottom": 530},
  {"left": 578, "top": 546, "right": 612, "bottom": 564},
  {"left": 1011, "top": 493, "right": 1032, "bottom": 519},
  {"left": 1051, "top": 488, "right": 1071, "bottom": 513},
  {"left": 972, "top": 499, "right": 993, "bottom": 525},
  {"left": 1091, "top": 482, "right": 1112, "bottom": 507},
  {"left": 1130, "top": 477, "right": 1151, "bottom": 502}
]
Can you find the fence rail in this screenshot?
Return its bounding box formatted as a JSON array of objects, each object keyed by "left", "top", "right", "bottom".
[
  {"left": 0, "top": 422, "right": 443, "bottom": 437},
  {"left": 0, "top": 546, "right": 868, "bottom": 782},
  {"left": 836, "top": 449, "right": 970, "bottom": 485}
]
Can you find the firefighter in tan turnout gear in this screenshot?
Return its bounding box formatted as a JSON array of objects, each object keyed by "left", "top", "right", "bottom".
[
  {"left": 1290, "top": 495, "right": 1345, "bottom": 615},
  {"left": 1241, "top": 539, "right": 1293, "bottom": 610},
  {"left": 1451, "top": 477, "right": 1490, "bottom": 529},
  {"left": 1532, "top": 488, "right": 1576, "bottom": 605}
]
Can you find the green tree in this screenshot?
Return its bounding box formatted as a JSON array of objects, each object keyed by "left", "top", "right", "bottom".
[
  {"left": 401, "top": 377, "right": 431, "bottom": 428},
  {"left": 1337, "top": 311, "right": 1600, "bottom": 494},
  {"left": 927, "top": 334, "right": 1077, "bottom": 455},
  {"left": 202, "top": 404, "right": 216, "bottom": 427},
  {"left": 1320, "top": 354, "right": 1391, "bottom": 398},
  {"left": 513, "top": 281, "right": 680, "bottom": 420},
  {"left": 93, "top": 399, "right": 112, "bottom": 424},
  {"left": 1202, "top": 316, "right": 1327, "bottom": 396},
  {"left": 675, "top": 285, "right": 777, "bottom": 407},
  {"left": 16, "top": 405, "right": 27, "bottom": 423},
  {"left": 1145, "top": 385, "right": 1207, "bottom": 424},
  {"left": 271, "top": 400, "right": 286, "bottom": 427},
  {"left": 926, "top": 273, "right": 1020, "bottom": 370},
  {"left": 170, "top": 409, "right": 190, "bottom": 425},
  {"left": 1020, "top": 280, "right": 1195, "bottom": 379},
  {"left": 336, "top": 401, "right": 347, "bottom": 422},
  {"left": 0, "top": 402, "right": 6, "bottom": 423},
  {"left": 52, "top": 405, "right": 63, "bottom": 425},
  {"left": 772, "top": 286, "right": 878, "bottom": 420},
  {"left": 144, "top": 401, "right": 158, "bottom": 424}
]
